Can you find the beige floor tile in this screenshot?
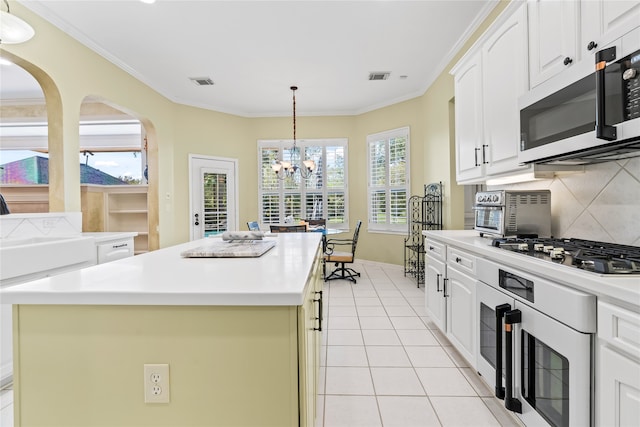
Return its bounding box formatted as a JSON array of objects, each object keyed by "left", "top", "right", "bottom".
[
  {"left": 396, "top": 329, "right": 440, "bottom": 346},
  {"left": 323, "top": 395, "right": 382, "bottom": 427},
  {"left": 415, "top": 367, "right": 477, "bottom": 396},
  {"left": 376, "top": 289, "right": 403, "bottom": 297},
  {"left": 327, "top": 329, "right": 364, "bottom": 346},
  {"left": 365, "top": 346, "right": 412, "bottom": 367},
  {"left": 441, "top": 344, "right": 472, "bottom": 367},
  {"left": 328, "top": 305, "right": 358, "bottom": 317},
  {"left": 358, "top": 316, "right": 394, "bottom": 330},
  {"left": 355, "top": 297, "right": 383, "bottom": 307},
  {"left": 356, "top": 306, "right": 387, "bottom": 317},
  {"left": 362, "top": 329, "right": 402, "bottom": 346},
  {"left": 328, "top": 316, "right": 360, "bottom": 329},
  {"left": 481, "top": 397, "right": 526, "bottom": 427},
  {"left": 325, "top": 367, "right": 375, "bottom": 395},
  {"left": 430, "top": 396, "right": 502, "bottom": 426},
  {"left": 390, "top": 316, "right": 428, "bottom": 330},
  {"left": 329, "top": 297, "right": 356, "bottom": 306},
  {"left": 405, "top": 346, "right": 457, "bottom": 367},
  {"left": 377, "top": 396, "right": 441, "bottom": 427},
  {"left": 460, "top": 367, "right": 494, "bottom": 397},
  {"left": 370, "top": 367, "right": 425, "bottom": 396},
  {"left": 315, "top": 395, "right": 325, "bottom": 427},
  {"left": 383, "top": 305, "right": 417, "bottom": 316},
  {"left": 380, "top": 297, "right": 411, "bottom": 307},
  {"left": 326, "top": 346, "right": 369, "bottom": 367}
]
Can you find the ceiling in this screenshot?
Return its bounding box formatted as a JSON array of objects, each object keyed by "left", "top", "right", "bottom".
[{"left": 3, "top": 0, "right": 498, "bottom": 117}]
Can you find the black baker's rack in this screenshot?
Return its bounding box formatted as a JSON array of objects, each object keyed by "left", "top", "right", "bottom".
[{"left": 404, "top": 182, "right": 443, "bottom": 287}]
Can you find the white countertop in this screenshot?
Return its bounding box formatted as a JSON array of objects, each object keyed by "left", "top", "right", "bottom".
[
  {"left": 82, "top": 232, "right": 138, "bottom": 243},
  {"left": 424, "top": 230, "right": 640, "bottom": 311},
  {"left": 1, "top": 233, "right": 322, "bottom": 307}
]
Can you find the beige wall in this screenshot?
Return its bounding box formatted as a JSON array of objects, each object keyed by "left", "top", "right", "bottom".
[{"left": 1, "top": 0, "right": 510, "bottom": 264}]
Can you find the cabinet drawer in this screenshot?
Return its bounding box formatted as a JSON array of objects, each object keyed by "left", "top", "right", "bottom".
[
  {"left": 97, "top": 238, "right": 134, "bottom": 264},
  {"left": 598, "top": 301, "right": 640, "bottom": 359},
  {"left": 447, "top": 246, "right": 476, "bottom": 275},
  {"left": 425, "top": 239, "right": 446, "bottom": 262}
]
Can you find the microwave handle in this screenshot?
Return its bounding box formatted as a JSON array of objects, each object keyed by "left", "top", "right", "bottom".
[
  {"left": 504, "top": 309, "right": 522, "bottom": 414},
  {"left": 595, "top": 46, "right": 617, "bottom": 141},
  {"left": 494, "top": 303, "right": 511, "bottom": 400}
]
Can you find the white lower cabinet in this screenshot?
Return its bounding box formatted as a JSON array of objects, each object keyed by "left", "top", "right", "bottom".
[
  {"left": 424, "top": 239, "right": 477, "bottom": 365},
  {"left": 445, "top": 266, "right": 476, "bottom": 365},
  {"left": 597, "top": 301, "right": 640, "bottom": 427}
]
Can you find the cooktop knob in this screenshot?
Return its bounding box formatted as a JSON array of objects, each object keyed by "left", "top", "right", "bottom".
[{"left": 534, "top": 243, "right": 544, "bottom": 252}]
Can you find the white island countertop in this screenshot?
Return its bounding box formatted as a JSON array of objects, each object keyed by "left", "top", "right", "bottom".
[
  {"left": 424, "top": 230, "right": 640, "bottom": 311},
  {"left": 1, "top": 232, "right": 322, "bottom": 307}
]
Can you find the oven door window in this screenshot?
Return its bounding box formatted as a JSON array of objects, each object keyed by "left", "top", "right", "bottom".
[
  {"left": 475, "top": 207, "right": 502, "bottom": 232},
  {"left": 522, "top": 331, "right": 570, "bottom": 427}
]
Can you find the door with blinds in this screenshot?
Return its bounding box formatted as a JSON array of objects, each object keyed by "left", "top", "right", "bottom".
[{"left": 189, "top": 155, "right": 238, "bottom": 240}]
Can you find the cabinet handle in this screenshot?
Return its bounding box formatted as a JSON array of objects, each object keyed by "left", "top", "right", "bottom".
[
  {"left": 474, "top": 147, "right": 481, "bottom": 167},
  {"left": 563, "top": 57, "right": 573, "bottom": 66},
  {"left": 313, "top": 291, "right": 323, "bottom": 332},
  {"left": 429, "top": 246, "right": 434, "bottom": 251},
  {"left": 112, "top": 243, "right": 128, "bottom": 249},
  {"left": 436, "top": 273, "right": 442, "bottom": 292},
  {"left": 455, "top": 257, "right": 462, "bottom": 263},
  {"left": 482, "top": 144, "right": 488, "bottom": 164},
  {"left": 587, "top": 41, "right": 598, "bottom": 51},
  {"left": 443, "top": 278, "right": 449, "bottom": 298}
]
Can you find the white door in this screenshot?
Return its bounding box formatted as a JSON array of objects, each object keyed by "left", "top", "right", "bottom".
[{"left": 189, "top": 155, "right": 238, "bottom": 240}]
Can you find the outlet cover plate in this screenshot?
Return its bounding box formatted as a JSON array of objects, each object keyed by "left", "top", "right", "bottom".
[{"left": 144, "top": 363, "right": 170, "bottom": 403}]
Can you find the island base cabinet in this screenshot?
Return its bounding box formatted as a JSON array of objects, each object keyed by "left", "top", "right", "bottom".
[
  {"left": 445, "top": 267, "right": 476, "bottom": 366},
  {"left": 12, "top": 303, "right": 313, "bottom": 426},
  {"left": 598, "top": 345, "right": 640, "bottom": 427}
]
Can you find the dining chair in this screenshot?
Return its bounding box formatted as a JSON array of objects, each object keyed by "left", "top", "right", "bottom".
[
  {"left": 247, "top": 221, "right": 260, "bottom": 231},
  {"left": 270, "top": 224, "right": 307, "bottom": 233},
  {"left": 324, "top": 220, "right": 362, "bottom": 283}
]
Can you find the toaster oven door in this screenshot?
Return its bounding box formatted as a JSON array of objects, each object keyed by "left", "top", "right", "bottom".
[{"left": 474, "top": 206, "right": 504, "bottom": 236}]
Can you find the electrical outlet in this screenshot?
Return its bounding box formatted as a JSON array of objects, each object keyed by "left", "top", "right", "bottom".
[{"left": 144, "top": 363, "right": 170, "bottom": 403}]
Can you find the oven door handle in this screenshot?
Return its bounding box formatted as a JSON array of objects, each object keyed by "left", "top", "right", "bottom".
[
  {"left": 504, "top": 309, "right": 522, "bottom": 414},
  {"left": 494, "top": 303, "right": 512, "bottom": 400},
  {"left": 595, "top": 46, "right": 617, "bottom": 141}
]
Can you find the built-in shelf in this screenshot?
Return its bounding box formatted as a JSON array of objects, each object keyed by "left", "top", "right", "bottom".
[{"left": 104, "top": 186, "right": 149, "bottom": 254}]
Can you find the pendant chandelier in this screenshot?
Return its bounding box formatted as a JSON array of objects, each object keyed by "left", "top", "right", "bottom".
[
  {"left": 0, "top": 0, "right": 35, "bottom": 45},
  {"left": 272, "top": 86, "right": 316, "bottom": 179}
]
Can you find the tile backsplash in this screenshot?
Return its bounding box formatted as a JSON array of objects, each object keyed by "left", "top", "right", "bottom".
[
  {"left": 492, "top": 157, "right": 640, "bottom": 246},
  {"left": 0, "top": 212, "right": 83, "bottom": 239}
]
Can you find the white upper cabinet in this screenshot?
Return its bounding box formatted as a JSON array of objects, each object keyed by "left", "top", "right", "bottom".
[
  {"left": 528, "top": 0, "right": 579, "bottom": 88},
  {"left": 453, "top": 51, "right": 484, "bottom": 183},
  {"left": 452, "top": 3, "right": 530, "bottom": 184},
  {"left": 482, "top": 6, "right": 529, "bottom": 176},
  {"left": 581, "top": 0, "right": 640, "bottom": 60}
]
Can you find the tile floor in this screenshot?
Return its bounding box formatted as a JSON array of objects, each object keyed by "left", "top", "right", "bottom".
[{"left": 0, "top": 260, "right": 523, "bottom": 427}]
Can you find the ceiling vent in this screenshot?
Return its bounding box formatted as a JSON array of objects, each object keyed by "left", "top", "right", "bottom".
[
  {"left": 368, "top": 72, "right": 390, "bottom": 81},
  {"left": 189, "top": 77, "right": 214, "bottom": 86}
]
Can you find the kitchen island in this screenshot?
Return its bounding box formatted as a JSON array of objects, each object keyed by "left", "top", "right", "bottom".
[{"left": 2, "top": 232, "right": 323, "bottom": 427}]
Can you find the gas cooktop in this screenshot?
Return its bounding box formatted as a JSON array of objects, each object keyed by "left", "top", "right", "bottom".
[{"left": 490, "top": 237, "right": 640, "bottom": 275}]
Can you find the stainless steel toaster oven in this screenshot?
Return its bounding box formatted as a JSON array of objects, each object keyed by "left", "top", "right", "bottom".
[{"left": 474, "top": 190, "right": 551, "bottom": 238}]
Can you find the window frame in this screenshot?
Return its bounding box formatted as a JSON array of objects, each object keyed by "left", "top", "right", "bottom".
[
  {"left": 258, "top": 138, "right": 349, "bottom": 230},
  {"left": 367, "top": 126, "right": 410, "bottom": 234}
]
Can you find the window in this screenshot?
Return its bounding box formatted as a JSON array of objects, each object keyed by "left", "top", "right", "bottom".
[
  {"left": 258, "top": 139, "right": 348, "bottom": 228},
  {"left": 367, "top": 127, "right": 409, "bottom": 233}
]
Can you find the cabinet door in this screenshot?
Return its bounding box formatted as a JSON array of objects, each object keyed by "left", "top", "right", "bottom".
[
  {"left": 598, "top": 345, "right": 640, "bottom": 427},
  {"left": 482, "top": 5, "right": 531, "bottom": 177},
  {"left": 454, "top": 51, "right": 484, "bottom": 184},
  {"left": 298, "top": 252, "right": 322, "bottom": 427},
  {"left": 425, "top": 256, "right": 447, "bottom": 332},
  {"left": 528, "top": 0, "right": 579, "bottom": 88},
  {"left": 445, "top": 267, "right": 476, "bottom": 366},
  {"left": 581, "top": 0, "right": 640, "bottom": 60}
]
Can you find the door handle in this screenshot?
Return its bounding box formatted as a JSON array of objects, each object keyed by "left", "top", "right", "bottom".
[
  {"left": 595, "top": 46, "right": 617, "bottom": 141},
  {"left": 494, "top": 303, "right": 511, "bottom": 400},
  {"left": 194, "top": 213, "right": 200, "bottom": 226},
  {"left": 504, "top": 309, "right": 522, "bottom": 414}
]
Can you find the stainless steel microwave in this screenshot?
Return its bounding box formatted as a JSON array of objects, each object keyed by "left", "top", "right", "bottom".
[{"left": 519, "top": 27, "right": 640, "bottom": 164}]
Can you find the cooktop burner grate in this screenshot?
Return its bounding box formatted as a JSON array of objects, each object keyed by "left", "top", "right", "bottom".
[{"left": 491, "top": 237, "right": 640, "bottom": 274}]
